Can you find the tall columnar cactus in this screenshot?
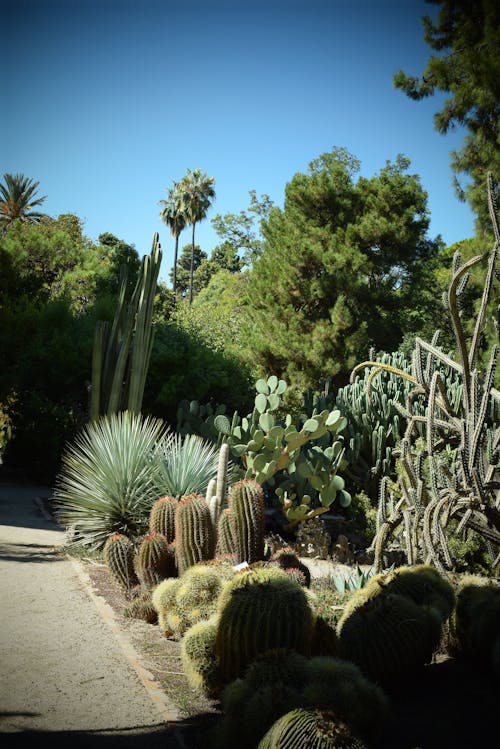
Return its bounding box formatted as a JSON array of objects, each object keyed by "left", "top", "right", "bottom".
[
  {"left": 357, "top": 173, "right": 500, "bottom": 573},
  {"left": 134, "top": 532, "right": 176, "bottom": 588},
  {"left": 149, "top": 495, "right": 177, "bottom": 542},
  {"left": 215, "top": 566, "right": 316, "bottom": 685},
  {"left": 257, "top": 708, "right": 368, "bottom": 749},
  {"left": 174, "top": 493, "right": 216, "bottom": 575},
  {"left": 90, "top": 233, "right": 162, "bottom": 419},
  {"left": 227, "top": 479, "right": 265, "bottom": 564},
  {"left": 103, "top": 533, "right": 139, "bottom": 592},
  {"left": 336, "top": 591, "right": 443, "bottom": 689}
]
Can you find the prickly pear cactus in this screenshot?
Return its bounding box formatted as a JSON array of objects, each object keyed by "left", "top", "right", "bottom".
[
  {"left": 214, "top": 374, "right": 351, "bottom": 527},
  {"left": 149, "top": 496, "right": 177, "bottom": 543},
  {"left": 134, "top": 532, "right": 176, "bottom": 588},
  {"left": 174, "top": 493, "right": 216, "bottom": 575},
  {"left": 103, "top": 533, "right": 139, "bottom": 592}
]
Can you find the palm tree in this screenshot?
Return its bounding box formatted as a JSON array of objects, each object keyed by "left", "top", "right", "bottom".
[
  {"left": 176, "top": 168, "right": 216, "bottom": 304},
  {"left": 0, "top": 173, "right": 47, "bottom": 231},
  {"left": 158, "top": 183, "right": 186, "bottom": 293}
]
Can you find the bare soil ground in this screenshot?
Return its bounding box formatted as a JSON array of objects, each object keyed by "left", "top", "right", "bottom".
[{"left": 81, "top": 557, "right": 500, "bottom": 749}]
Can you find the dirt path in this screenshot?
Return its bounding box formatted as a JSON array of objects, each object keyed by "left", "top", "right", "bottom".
[{"left": 0, "top": 481, "right": 187, "bottom": 748}]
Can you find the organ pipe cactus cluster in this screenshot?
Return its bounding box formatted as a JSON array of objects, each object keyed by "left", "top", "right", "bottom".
[
  {"left": 90, "top": 232, "right": 162, "bottom": 419},
  {"left": 213, "top": 375, "right": 351, "bottom": 528},
  {"left": 102, "top": 533, "right": 139, "bottom": 593},
  {"left": 357, "top": 174, "right": 500, "bottom": 573}
]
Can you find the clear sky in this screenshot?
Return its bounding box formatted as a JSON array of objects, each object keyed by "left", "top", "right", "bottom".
[{"left": 3, "top": 0, "right": 476, "bottom": 283}]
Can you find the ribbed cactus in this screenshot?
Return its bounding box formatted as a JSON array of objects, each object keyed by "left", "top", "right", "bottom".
[
  {"left": 448, "top": 577, "right": 500, "bottom": 667},
  {"left": 257, "top": 708, "right": 368, "bottom": 749},
  {"left": 103, "top": 533, "right": 139, "bottom": 592},
  {"left": 123, "top": 588, "right": 158, "bottom": 623},
  {"left": 134, "top": 532, "right": 176, "bottom": 588},
  {"left": 215, "top": 508, "right": 236, "bottom": 558},
  {"left": 215, "top": 566, "right": 316, "bottom": 685},
  {"left": 365, "top": 564, "right": 456, "bottom": 623},
  {"left": 215, "top": 650, "right": 387, "bottom": 749},
  {"left": 270, "top": 546, "right": 311, "bottom": 587},
  {"left": 153, "top": 561, "right": 235, "bottom": 640},
  {"left": 149, "top": 496, "right": 177, "bottom": 542},
  {"left": 180, "top": 615, "right": 222, "bottom": 698},
  {"left": 228, "top": 479, "right": 265, "bottom": 564},
  {"left": 337, "top": 592, "right": 442, "bottom": 689},
  {"left": 174, "top": 493, "right": 216, "bottom": 575}
]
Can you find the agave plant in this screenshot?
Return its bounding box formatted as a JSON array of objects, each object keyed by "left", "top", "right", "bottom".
[
  {"left": 154, "top": 432, "right": 238, "bottom": 499},
  {"left": 53, "top": 411, "right": 168, "bottom": 550}
]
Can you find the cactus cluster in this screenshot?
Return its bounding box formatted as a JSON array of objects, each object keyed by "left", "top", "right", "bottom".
[
  {"left": 361, "top": 175, "right": 500, "bottom": 574},
  {"left": 214, "top": 649, "right": 388, "bottom": 749}
]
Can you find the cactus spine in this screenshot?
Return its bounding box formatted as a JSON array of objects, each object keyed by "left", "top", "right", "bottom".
[
  {"left": 149, "top": 495, "right": 177, "bottom": 542},
  {"left": 103, "top": 533, "right": 139, "bottom": 592},
  {"left": 175, "top": 493, "right": 216, "bottom": 575},
  {"left": 216, "top": 508, "right": 236, "bottom": 558},
  {"left": 228, "top": 479, "right": 265, "bottom": 564}
]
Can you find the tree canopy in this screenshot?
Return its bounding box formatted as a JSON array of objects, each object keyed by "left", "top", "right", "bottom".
[
  {"left": 0, "top": 173, "right": 47, "bottom": 231},
  {"left": 244, "top": 147, "right": 444, "bottom": 395},
  {"left": 393, "top": 0, "right": 500, "bottom": 229}
]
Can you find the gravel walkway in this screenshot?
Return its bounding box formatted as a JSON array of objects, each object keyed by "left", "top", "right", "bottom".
[{"left": 0, "top": 481, "right": 187, "bottom": 749}]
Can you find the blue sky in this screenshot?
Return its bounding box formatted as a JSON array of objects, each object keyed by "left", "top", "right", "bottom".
[{"left": 3, "top": 0, "right": 476, "bottom": 283}]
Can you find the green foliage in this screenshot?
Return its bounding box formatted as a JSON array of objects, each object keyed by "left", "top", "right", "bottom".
[
  {"left": 174, "top": 493, "right": 216, "bottom": 575},
  {"left": 393, "top": 0, "right": 500, "bottom": 227},
  {"left": 258, "top": 708, "right": 368, "bottom": 749},
  {"left": 0, "top": 173, "right": 47, "bottom": 230},
  {"left": 53, "top": 411, "right": 168, "bottom": 550},
  {"left": 245, "top": 148, "right": 443, "bottom": 391},
  {"left": 102, "top": 533, "right": 140, "bottom": 593}
]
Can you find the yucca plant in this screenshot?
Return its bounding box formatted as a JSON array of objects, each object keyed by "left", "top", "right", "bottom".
[
  {"left": 53, "top": 411, "right": 168, "bottom": 550},
  {"left": 154, "top": 431, "right": 237, "bottom": 499}
]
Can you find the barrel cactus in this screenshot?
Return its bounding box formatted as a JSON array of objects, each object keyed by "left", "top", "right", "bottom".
[
  {"left": 174, "top": 493, "right": 216, "bottom": 575},
  {"left": 103, "top": 533, "right": 139, "bottom": 593},
  {"left": 215, "top": 566, "right": 316, "bottom": 685},
  {"left": 227, "top": 479, "right": 265, "bottom": 564},
  {"left": 216, "top": 508, "right": 236, "bottom": 558},
  {"left": 270, "top": 546, "right": 311, "bottom": 587},
  {"left": 123, "top": 588, "right": 158, "bottom": 623},
  {"left": 149, "top": 495, "right": 177, "bottom": 542},
  {"left": 337, "top": 591, "right": 442, "bottom": 688},
  {"left": 134, "top": 532, "right": 176, "bottom": 588},
  {"left": 448, "top": 576, "right": 500, "bottom": 667},
  {"left": 180, "top": 615, "right": 222, "bottom": 698},
  {"left": 257, "top": 708, "right": 368, "bottom": 749}
]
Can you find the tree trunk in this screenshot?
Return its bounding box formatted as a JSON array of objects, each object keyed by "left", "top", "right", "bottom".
[
  {"left": 173, "top": 234, "right": 179, "bottom": 293},
  {"left": 189, "top": 222, "right": 196, "bottom": 304}
]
